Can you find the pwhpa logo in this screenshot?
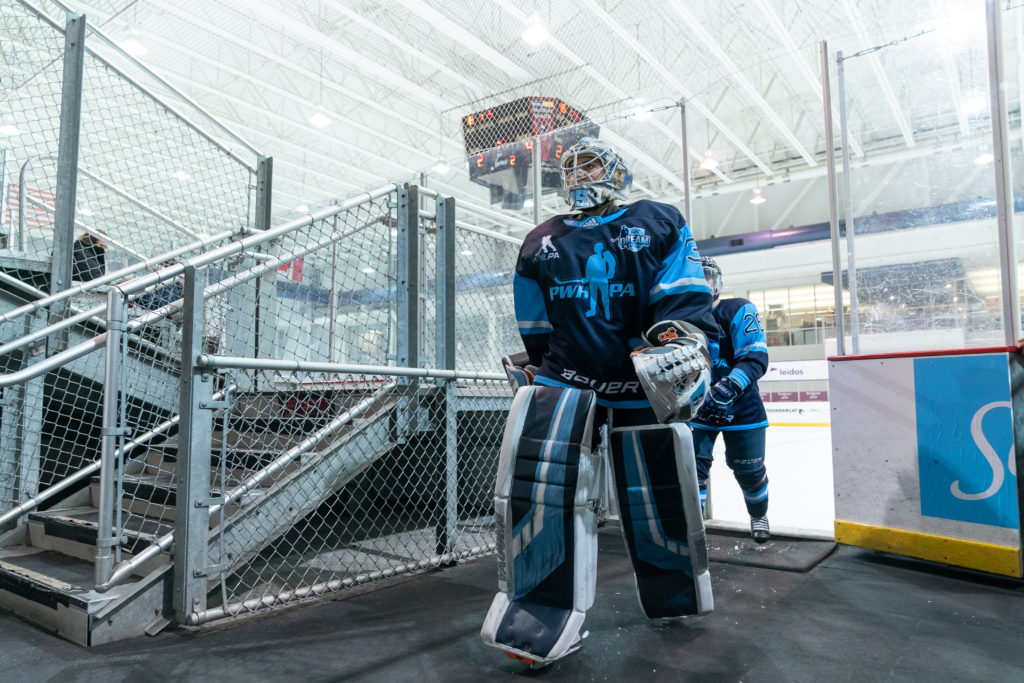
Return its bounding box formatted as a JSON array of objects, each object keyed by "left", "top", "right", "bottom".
[
  {"left": 614, "top": 226, "right": 650, "bottom": 252},
  {"left": 537, "top": 234, "right": 560, "bottom": 261}
]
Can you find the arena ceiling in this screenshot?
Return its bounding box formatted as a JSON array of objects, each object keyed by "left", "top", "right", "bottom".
[{"left": 29, "top": 0, "right": 1024, "bottom": 239}]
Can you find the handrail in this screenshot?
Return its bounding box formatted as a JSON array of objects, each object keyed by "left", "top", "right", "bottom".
[
  {"left": 0, "top": 268, "right": 182, "bottom": 365},
  {"left": 16, "top": 153, "right": 205, "bottom": 253},
  {"left": 0, "top": 331, "right": 107, "bottom": 388},
  {"left": 97, "top": 380, "right": 399, "bottom": 592},
  {"left": 0, "top": 228, "right": 233, "bottom": 326},
  {"left": 455, "top": 219, "right": 524, "bottom": 246},
  {"left": 115, "top": 184, "right": 398, "bottom": 297},
  {"left": 197, "top": 356, "right": 506, "bottom": 382},
  {"left": 0, "top": 385, "right": 234, "bottom": 527},
  {"left": 18, "top": 0, "right": 260, "bottom": 165},
  {"left": 0, "top": 190, "right": 393, "bottom": 382}
]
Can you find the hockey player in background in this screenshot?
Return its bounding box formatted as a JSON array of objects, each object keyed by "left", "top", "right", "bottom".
[
  {"left": 691, "top": 256, "right": 771, "bottom": 543},
  {"left": 482, "top": 137, "right": 718, "bottom": 667}
]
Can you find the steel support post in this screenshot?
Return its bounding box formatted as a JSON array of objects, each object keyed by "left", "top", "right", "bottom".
[
  {"left": 327, "top": 225, "right": 338, "bottom": 362},
  {"left": 0, "top": 148, "right": 8, "bottom": 249},
  {"left": 96, "top": 289, "right": 125, "bottom": 588},
  {"left": 837, "top": 53, "right": 860, "bottom": 354},
  {"left": 49, "top": 13, "right": 86, "bottom": 353},
  {"left": 254, "top": 155, "right": 273, "bottom": 233},
  {"left": 821, "top": 40, "right": 845, "bottom": 356},
  {"left": 249, "top": 155, "right": 275, "bottom": 390},
  {"left": 434, "top": 195, "right": 457, "bottom": 556},
  {"left": 173, "top": 266, "right": 215, "bottom": 623},
  {"left": 532, "top": 136, "right": 542, "bottom": 226},
  {"left": 986, "top": 0, "right": 1020, "bottom": 344},
  {"left": 396, "top": 186, "right": 419, "bottom": 441},
  {"left": 679, "top": 99, "right": 691, "bottom": 221}
]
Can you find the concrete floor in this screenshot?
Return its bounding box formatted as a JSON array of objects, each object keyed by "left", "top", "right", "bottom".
[{"left": 1, "top": 527, "right": 1022, "bottom": 682}]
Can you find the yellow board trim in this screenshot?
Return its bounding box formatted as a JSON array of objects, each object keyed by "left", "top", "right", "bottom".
[{"left": 835, "top": 520, "right": 1022, "bottom": 578}]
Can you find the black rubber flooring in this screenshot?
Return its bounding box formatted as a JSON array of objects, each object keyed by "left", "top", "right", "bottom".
[{"left": 1, "top": 527, "right": 1022, "bottom": 682}]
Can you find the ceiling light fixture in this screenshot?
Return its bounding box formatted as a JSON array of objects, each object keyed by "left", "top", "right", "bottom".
[
  {"left": 121, "top": 28, "right": 147, "bottom": 57},
  {"left": 749, "top": 188, "right": 766, "bottom": 205},
  {"left": 172, "top": 170, "right": 191, "bottom": 180},
  {"left": 974, "top": 153, "right": 994, "bottom": 165},
  {"left": 294, "top": 204, "right": 310, "bottom": 213},
  {"left": 0, "top": 125, "right": 19, "bottom": 136},
  {"left": 632, "top": 98, "right": 651, "bottom": 121},
  {"left": 309, "top": 45, "right": 330, "bottom": 128},
  {"left": 699, "top": 152, "right": 718, "bottom": 171},
  {"left": 432, "top": 160, "right": 449, "bottom": 174},
  {"left": 522, "top": 18, "right": 548, "bottom": 48},
  {"left": 309, "top": 105, "right": 331, "bottom": 127}
]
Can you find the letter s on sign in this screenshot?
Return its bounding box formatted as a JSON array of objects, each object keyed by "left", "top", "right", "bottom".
[{"left": 950, "top": 401, "right": 1013, "bottom": 501}]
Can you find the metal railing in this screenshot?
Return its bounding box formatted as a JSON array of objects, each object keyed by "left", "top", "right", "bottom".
[
  {"left": 0, "top": 172, "right": 524, "bottom": 632},
  {"left": 3, "top": 0, "right": 259, "bottom": 273},
  {"left": 181, "top": 359, "right": 505, "bottom": 624}
]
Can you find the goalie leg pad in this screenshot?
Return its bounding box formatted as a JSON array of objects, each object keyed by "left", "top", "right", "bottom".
[
  {"left": 482, "top": 384, "right": 599, "bottom": 664},
  {"left": 609, "top": 415, "right": 712, "bottom": 618}
]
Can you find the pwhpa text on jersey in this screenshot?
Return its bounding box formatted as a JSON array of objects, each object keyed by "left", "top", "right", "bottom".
[{"left": 548, "top": 283, "right": 636, "bottom": 300}]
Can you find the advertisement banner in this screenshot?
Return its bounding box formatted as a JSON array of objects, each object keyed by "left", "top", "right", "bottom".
[
  {"left": 914, "top": 355, "right": 1019, "bottom": 530},
  {"left": 762, "top": 360, "right": 829, "bottom": 382}
]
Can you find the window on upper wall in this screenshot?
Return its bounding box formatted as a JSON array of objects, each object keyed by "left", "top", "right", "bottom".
[{"left": 746, "top": 284, "right": 848, "bottom": 347}]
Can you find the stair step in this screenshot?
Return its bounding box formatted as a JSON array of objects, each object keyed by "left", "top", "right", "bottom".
[
  {"left": 28, "top": 505, "right": 173, "bottom": 556},
  {"left": 0, "top": 545, "right": 170, "bottom": 647},
  {"left": 0, "top": 546, "right": 106, "bottom": 611},
  {"left": 89, "top": 473, "right": 266, "bottom": 525}
]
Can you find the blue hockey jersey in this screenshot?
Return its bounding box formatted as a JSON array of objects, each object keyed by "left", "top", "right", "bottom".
[
  {"left": 514, "top": 200, "right": 717, "bottom": 407},
  {"left": 691, "top": 297, "right": 769, "bottom": 430}
]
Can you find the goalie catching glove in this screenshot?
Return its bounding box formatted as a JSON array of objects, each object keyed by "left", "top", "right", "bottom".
[
  {"left": 630, "top": 321, "right": 711, "bottom": 424},
  {"left": 695, "top": 375, "right": 744, "bottom": 425}
]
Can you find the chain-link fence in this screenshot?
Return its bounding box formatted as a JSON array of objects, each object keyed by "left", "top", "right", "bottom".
[
  {"left": 2, "top": 0, "right": 256, "bottom": 284},
  {"left": 1, "top": 0, "right": 65, "bottom": 249},
  {"left": 196, "top": 366, "right": 506, "bottom": 620},
  {"left": 1, "top": 181, "right": 522, "bottom": 627},
  {"left": 0, "top": 0, "right": 260, "bottom": 525}
]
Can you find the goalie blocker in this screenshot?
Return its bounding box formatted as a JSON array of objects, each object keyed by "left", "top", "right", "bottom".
[{"left": 482, "top": 380, "right": 712, "bottom": 666}]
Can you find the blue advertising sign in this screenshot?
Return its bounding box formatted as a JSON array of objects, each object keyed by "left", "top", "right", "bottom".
[{"left": 914, "top": 355, "right": 1018, "bottom": 529}]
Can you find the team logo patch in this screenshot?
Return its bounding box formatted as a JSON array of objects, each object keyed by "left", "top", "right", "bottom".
[
  {"left": 614, "top": 226, "right": 651, "bottom": 252},
  {"left": 537, "top": 234, "right": 560, "bottom": 260}
]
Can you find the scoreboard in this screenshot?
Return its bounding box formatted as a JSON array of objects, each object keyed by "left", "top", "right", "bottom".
[{"left": 461, "top": 97, "right": 599, "bottom": 208}]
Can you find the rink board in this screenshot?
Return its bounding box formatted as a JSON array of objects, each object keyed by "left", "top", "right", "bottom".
[{"left": 829, "top": 348, "right": 1024, "bottom": 577}]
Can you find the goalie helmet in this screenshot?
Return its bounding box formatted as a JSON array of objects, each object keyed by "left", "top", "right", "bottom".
[
  {"left": 700, "top": 256, "right": 722, "bottom": 301},
  {"left": 560, "top": 137, "right": 633, "bottom": 211},
  {"left": 630, "top": 321, "right": 711, "bottom": 424}
]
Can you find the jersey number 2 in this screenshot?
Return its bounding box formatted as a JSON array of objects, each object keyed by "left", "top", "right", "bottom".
[{"left": 743, "top": 313, "right": 763, "bottom": 334}]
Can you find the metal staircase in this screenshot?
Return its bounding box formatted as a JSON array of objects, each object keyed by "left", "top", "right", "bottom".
[
  {"left": 0, "top": 385, "right": 401, "bottom": 645},
  {"left": 0, "top": 183, "right": 510, "bottom": 645}
]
